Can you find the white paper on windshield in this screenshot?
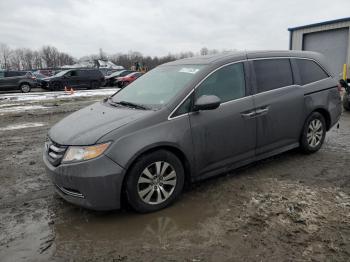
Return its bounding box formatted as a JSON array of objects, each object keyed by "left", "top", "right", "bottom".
[{"left": 179, "top": 68, "right": 200, "bottom": 74}]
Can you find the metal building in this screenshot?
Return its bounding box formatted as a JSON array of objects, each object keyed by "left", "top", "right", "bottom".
[{"left": 288, "top": 17, "right": 350, "bottom": 77}]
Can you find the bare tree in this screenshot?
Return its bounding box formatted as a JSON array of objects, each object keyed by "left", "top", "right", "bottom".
[
  {"left": 32, "top": 50, "right": 43, "bottom": 69},
  {"left": 10, "top": 49, "right": 24, "bottom": 70},
  {"left": 22, "top": 48, "right": 34, "bottom": 70},
  {"left": 41, "top": 46, "right": 59, "bottom": 68},
  {"left": 200, "top": 47, "right": 209, "bottom": 56},
  {"left": 0, "top": 43, "right": 12, "bottom": 70}
]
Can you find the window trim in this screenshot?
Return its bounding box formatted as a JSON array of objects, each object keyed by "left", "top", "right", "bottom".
[{"left": 168, "top": 56, "right": 331, "bottom": 120}]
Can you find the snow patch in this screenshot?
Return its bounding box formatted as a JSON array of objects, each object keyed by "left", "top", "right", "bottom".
[
  {"left": 0, "top": 105, "right": 50, "bottom": 113},
  {"left": 0, "top": 122, "right": 46, "bottom": 131},
  {"left": 0, "top": 88, "right": 118, "bottom": 103}
]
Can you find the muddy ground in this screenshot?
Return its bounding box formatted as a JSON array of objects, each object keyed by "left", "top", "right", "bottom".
[{"left": 0, "top": 90, "right": 349, "bottom": 262}]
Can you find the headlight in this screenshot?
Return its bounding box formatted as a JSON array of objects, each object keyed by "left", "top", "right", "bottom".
[{"left": 62, "top": 142, "right": 110, "bottom": 163}]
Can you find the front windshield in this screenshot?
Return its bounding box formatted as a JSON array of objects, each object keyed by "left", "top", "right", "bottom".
[
  {"left": 54, "top": 70, "right": 69, "bottom": 77},
  {"left": 111, "top": 65, "right": 204, "bottom": 107}
]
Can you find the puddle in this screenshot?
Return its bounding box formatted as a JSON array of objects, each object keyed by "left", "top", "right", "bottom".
[
  {"left": 0, "top": 122, "right": 46, "bottom": 131},
  {"left": 0, "top": 200, "right": 53, "bottom": 262},
  {"left": 51, "top": 192, "right": 218, "bottom": 259}
]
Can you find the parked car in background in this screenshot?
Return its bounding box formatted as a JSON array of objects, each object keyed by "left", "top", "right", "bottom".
[
  {"left": 99, "top": 68, "right": 124, "bottom": 77},
  {"left": 339, "top": 79, "right": 350, "bottom": 110},
  {"left": 104, "top": 70, "right": 135, "bottom": 87},
  {"left": 0, "top": 70, "right": 39, "bottom": 93},
  {"left": 42, "top": 69, "right": 105, "bottom": 91},
  {"left": 44, "top": 50, "right": 342, "bottom": 213},
  {"left": 116, "top": 72, "right": 143, "bottom": 88},
  {"left": 33, "top": 71, "right": 49, "bottom": 89},
  {"left": 36, "top": 69, "right": 57, "bottom": 77}
]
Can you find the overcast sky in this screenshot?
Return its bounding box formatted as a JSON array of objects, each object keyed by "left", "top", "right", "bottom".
[{"left": 0, "top": 0, "right": 349, "bottom": 58}]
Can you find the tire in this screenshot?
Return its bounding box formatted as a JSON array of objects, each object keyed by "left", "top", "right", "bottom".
[
  {"left": 52, "top": 82, "right": 62, "bottom": 91},
  {"left": 90, "top": 81, "right": 100, "bottom": 89},
  {"left": 343, "top": 93, "right": 350, "bottom": 111},
  {"left": 300, "top": 112, "right": 326, "bottom": 154},
  {"left": 126, "top": 150, "right": 185, "bottom": 213},
  {"left": 20, "top": 83, "right": 31, "bottom": 93}
]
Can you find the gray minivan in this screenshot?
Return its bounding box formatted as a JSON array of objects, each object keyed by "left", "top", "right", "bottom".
[{"left": 43, "top": 50, "right": 342, "bottom": 213}]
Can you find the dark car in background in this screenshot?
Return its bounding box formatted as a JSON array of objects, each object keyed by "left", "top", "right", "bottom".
[
  {"left": 44, "top": 50, "right": 342, "bottom": 213},
  {"left": 0, "top": 70, "right": 39, "bottom": 93},
  {"left": 104, "top": 70, "right": 135, "bottom": 87},
  {"left": 115, "top": 72, "right": 143, "bottom": 88},
  {"left": 42, "top": 69, "right": 105, "bottom": 91}
]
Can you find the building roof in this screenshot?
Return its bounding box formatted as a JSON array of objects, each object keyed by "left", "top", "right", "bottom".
[{"left": 288, "top": 17, "right": 350, "bottom": 31}]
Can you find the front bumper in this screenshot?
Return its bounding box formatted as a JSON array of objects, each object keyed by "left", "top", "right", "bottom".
[{"left": 43, "top": 152, "right": 125, "bottom": 211}]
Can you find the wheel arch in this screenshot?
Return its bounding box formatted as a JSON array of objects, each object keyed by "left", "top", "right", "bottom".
[
  {"left": 313, "top": 108, "right": 331, "bottom": 131},
  {"left": 120, "top": 144, "right": 192, "bottom": 205},
  {"left": 19, "top": 81, "right": 31, "bottom": 87}
]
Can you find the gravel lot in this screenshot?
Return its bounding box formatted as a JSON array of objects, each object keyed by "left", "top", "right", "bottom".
[{"left": 0, "top": 90, "right": 349, "bottom": 262}]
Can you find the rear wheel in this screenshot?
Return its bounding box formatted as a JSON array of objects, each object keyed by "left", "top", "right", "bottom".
[
  {"left": 126, "top": 150, "right": 185, "bottom": 213},
  {"left": 20, "top": 83, "right": 31, "bottom": 93},
  {"left": 300, "top": 112, "right": 326, "bottom": 154},
  {"left": 52, "top": 82, "right": 62, "bottom": 91}
]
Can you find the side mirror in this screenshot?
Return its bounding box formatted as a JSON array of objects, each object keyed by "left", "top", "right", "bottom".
[{"left": 193, "top": 95, "right": 221, "bottom": 111}]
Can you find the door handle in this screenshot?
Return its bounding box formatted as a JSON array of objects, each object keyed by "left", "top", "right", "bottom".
[
  {"left": 241, "top": 111, "right": 256, "bottom": 119},
  {"left": 255, "top": 107, "right": 269, "bottom": 116}
]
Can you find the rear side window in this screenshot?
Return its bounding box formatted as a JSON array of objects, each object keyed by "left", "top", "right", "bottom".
[
  {"left": 5, "top": 71, "right": 23, "bottom": 77},
  {"left": 253, "top": 59, "right": 293, "bottom": 93},
  {"left": 293, "top": 59, "right": 329, "bottom": 85},
  {"left": 195, "top": 63, "right": 246, "bottom": 103}
]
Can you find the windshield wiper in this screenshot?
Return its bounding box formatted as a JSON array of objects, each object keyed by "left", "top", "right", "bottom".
[{"left": 109, "top": 100, "right": 148, "bottom": 110}]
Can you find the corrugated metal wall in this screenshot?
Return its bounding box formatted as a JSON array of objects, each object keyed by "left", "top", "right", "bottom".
[{"left": 290, "top": 21, "right": 350, "bottom": 76}]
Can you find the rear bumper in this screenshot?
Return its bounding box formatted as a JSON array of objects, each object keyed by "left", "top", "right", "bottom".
[{"left": 43, "top": 152, "right": 125, "bottom": 211}]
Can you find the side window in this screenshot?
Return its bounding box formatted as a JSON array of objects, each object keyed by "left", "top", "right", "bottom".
[
  {"left": 195, "top": 63, "right": 246, "bottom": 103},
  {"left": 294, "top": 59, "right": 329, "bottom": 85},
  {"left": 173, "top": 96, "right": 192, "bottom": 117},
  {"left": 0, "top": 71, "right": 4, "bottom": 78},
  {"left": 253, "top": 59, "right": 293, "bottom": 93},
  {"left": 70, "top": 70, "right": 78, "bottom": 77}
]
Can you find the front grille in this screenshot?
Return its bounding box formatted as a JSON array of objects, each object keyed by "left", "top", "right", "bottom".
[{"left": 46, "top": 139, "right": 67, "bottom": 166}]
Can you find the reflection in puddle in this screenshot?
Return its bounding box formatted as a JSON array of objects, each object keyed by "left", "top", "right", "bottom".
[{"left": 52, "top": 193, "right": 217, "bottom": 259}]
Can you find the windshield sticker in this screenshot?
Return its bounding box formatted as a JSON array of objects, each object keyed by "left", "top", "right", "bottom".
[{"left": 179, "top": 68, "right": 200, "bottom": 74}]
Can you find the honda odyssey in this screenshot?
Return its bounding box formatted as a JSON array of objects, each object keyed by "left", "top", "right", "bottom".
[{"left": 43, "top": 50, "right": 342, "bottom": 213}]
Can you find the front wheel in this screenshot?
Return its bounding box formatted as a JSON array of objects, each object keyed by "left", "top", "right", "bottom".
[
  {"left": 126, "top": 150, "right": 185, "bottom": 213},
  {"left": 300, "top": 112, "right": 326, "bottom": 154},
  {"left": 20, "top": 83, "right": 31, "bottom": 93}
]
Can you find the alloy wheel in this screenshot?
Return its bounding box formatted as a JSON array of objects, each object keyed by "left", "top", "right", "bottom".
[
  {"left": 137, "top": 161, "right": 177, "bottom": 205},
  {"left": 307, "top": 119, "right": 323, "bottom": 147},
  {"left": 21, "top": 84, "right": 30, "bottom": 93}
]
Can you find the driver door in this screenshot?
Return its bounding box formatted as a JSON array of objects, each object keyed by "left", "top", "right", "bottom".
[
  {"left": 189, "top": 62, "right": 256, "bottom": 178},
  {"left": 65, "top": 70, "right": 79, "bottom": 88}
]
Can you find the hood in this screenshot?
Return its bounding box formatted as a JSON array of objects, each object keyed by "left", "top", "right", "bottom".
[{"left": 49, "top": 101, "right": 151, "bottom": 145}]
